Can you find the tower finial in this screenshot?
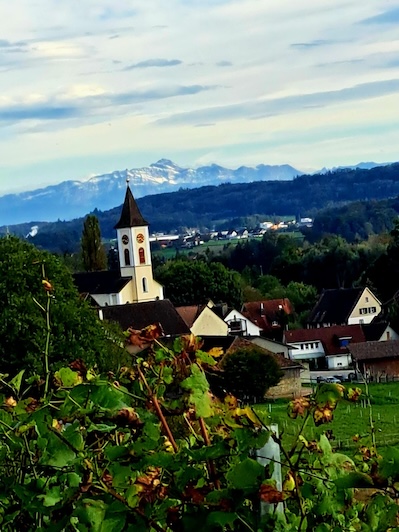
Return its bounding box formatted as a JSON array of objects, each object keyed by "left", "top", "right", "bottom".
[{"left": 126, "top": 169, "right": 130, "bottom": 186}]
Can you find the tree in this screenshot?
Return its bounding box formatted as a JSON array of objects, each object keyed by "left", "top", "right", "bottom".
[
  {"left": 0, "top": 236, "right": 126, "bottom": 374},
  {"left": 155, "top": 259, "right": 242, "bottom": 307},
  {"left": 81, "top": 215, "right": 107, "bottom": 272},
  {"left": 222, "top": 346, "right": 283, "bottom": 402}
]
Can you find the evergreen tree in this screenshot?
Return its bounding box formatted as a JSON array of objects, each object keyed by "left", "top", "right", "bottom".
[{"left": 81, "top": 215, "right": 107, "bottom": 271}]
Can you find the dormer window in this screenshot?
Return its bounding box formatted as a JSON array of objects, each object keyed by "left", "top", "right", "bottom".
[{"left": 338, "top": 336, "right": 351, "bottom": 347}]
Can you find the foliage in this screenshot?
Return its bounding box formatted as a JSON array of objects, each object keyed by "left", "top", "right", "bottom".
[
  {"left": 3, "top": 250, "right": 399, "bottom": 530},
  {"left": 221, "top": 347, "right": 283, "bottom": 402},
  {"left": 81, "top": 215, "right": 107, "bottom": 272},
  {"left": 0, "top": 236, "right": 126, "bottom": 374},
  {"left": 154, "top": 259, "right": 242, "bottom": 307}
]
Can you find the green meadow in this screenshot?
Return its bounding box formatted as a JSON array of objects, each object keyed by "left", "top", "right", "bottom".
[{"left": 254, "top": 382, "right": 399, "bottom": 454}]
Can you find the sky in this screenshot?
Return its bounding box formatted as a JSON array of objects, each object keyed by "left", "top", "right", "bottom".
[{"left": 1, "top": 0, "right": 399, "bottom": 194}]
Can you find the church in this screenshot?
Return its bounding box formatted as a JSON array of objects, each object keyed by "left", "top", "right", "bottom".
[{"left": 73, "top": 182, "right": 164, "bottom": 306}]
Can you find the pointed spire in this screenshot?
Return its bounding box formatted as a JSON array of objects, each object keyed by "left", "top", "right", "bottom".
[{"left": 114, "top": 184, "right": 148, "bottom": 229}]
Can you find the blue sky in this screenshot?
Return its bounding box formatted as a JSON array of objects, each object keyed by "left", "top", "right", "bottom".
[{"left": 1, "top": 0, "right": 399, "bottom": 194}]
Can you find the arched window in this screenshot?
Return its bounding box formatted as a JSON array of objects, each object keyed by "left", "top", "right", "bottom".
[
  {"left": 124, "top": 248, "right": 131, "bottom": 266},
  {"left": 142, "top": 277, "right": 148, "bottom": 293},
  {"left": 139, "top": 247, "right": 145, "bottom": 264}
]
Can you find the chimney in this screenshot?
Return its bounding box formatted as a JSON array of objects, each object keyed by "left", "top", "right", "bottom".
[{"left": 260, "top": 303, "right": 265, "bottom": 316}]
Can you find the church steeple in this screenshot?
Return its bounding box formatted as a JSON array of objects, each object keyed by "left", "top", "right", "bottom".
[
  {"left": 114, "top": 185, "right": 148, "bottom": 229},
  {"left": 114, "top": 180, "right": 163, "bottom": 303}
]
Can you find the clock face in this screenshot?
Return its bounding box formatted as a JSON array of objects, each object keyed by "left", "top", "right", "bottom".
[
  {"left": 121, "top": 234, "right": 129, "bottom": 245},
  {"left": 136, "top": 233, "right": 145, "bottom": 244}
]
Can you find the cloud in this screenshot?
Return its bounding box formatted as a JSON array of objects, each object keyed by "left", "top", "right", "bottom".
[
  {"left": 156, "top": 78, "right": 399, "bottom": 126},
  {"left": 0, "top": 84, "right": 215, "bottom": 125},
  {"left": 291, "top": 39, "right": 334, "bottom": 49},
  {"left": 360, "top": 7, "right": 399, "bottom": 25},
  {"left": 123, "top": 58, "right": 183, "bottom": 70},
  {"left": 0, "top": 39, "right": 27, "bottom": 48},
  {"left": 216, "top": 60, "right": 232, "bottom": 67}
]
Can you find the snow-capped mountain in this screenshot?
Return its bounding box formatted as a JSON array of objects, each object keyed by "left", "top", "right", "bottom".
[{"left": 0, "top": 159, "right": 301, "bottom": 226}]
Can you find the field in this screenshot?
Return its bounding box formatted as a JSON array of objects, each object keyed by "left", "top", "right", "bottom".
[
  {"left": 254, "top": 382, "right": 399, "bottom": 454},
  {"left": 153, "top": 232, "right": 305, "bottom": 260}
]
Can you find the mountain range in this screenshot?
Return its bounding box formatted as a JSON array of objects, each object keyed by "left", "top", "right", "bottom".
[{"left": 0, "top": 159, "right": 302, "bottom": 226}]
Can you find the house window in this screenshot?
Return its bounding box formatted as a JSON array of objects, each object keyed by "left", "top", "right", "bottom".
[
  {"left": 315, "top": 342, "right": 319, "bottom": 348},
  {"left": 124, "top": 249, "right": 131, "bottom": 266},
  {"left": 370, "top": 307, "right": 376, "bottom": 313},
  {"left": 300, "top": 344, "right": 304, "bottom": 349},
  {"left": 139, "top": 247, "right": 145, "bottom": 264},
  {"left": 337, "top": 362, "right": 343, "bottom": 367},
  {"left": 142, "top": 277, "right": 148, "bottom": 293},
  {"left": 365, "top": 296, "right": 369, "bottom": 302},
  {"left": 387, "top": 331, "right": 391, "bottom": 340},
  {"left": 305, "top": 343, "right": 309, "bottom": 349}
]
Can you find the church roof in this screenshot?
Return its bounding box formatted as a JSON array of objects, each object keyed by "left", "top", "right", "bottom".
[
  {"left": 114, "top": 186, "right": 148, "bottom": 229},
  {"left": 73, "top": 271, "right": 131, "bottom": 295}
]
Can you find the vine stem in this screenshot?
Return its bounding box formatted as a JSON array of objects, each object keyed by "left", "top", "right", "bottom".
[
  {"left": 136, "top": 366, "right": 178, "bottom": 453},
  {"left": 41, "top": 262, "right": 51, "bottom": 400},
  {"left": 360, "top": 371, "right": 377, "bottom": 453},
  {"left": 198, "top": 417, "right": 220, "bottom": 489}
]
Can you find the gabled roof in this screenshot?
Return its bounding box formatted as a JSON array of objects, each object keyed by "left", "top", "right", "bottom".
[
  {"left": 73, "top": 271, "right": 131, "bottom": 295},
  {"left": 307, "top": 288, "right": 363, "bottom": 325},
  {"left": 114, "top": 186, "right": 148, "bottom": 229},
  {"left": 241, "top": 299, "right": 294, "bottom": 333},
  {"left": 362, "top": 321, "right": 391, "bottom": 341},
  {"left": 176, "top": 305, "right": 206, "bottom": 328},
  {"left": 285, "top": 324, "right": 366, "bottom": 356},
  {"left": 101, "top": 299, "right": 190, "bottom": 336},
  {"left": 350, "top": 340, "right": 399, "bottom": 361}
]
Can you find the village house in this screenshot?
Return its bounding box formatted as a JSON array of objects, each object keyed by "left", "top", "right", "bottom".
[
  {"left": 241, "top": 299, "right": 294, "bottom": 341},
  {"left": 176, "top": 301, "right": 229, "bottom": 337},
  {"left": 307, "top": 287, "right": 382, "bottom": 328},
  {"left": 284, "top": 324, "right": 367, "bottom": 371},
  {"left": 350, "top": 340, "right": 399, "bottom": 381}
]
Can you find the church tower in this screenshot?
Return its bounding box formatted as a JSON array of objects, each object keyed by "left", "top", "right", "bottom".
[{"left": 114, "top": 182, "right": 164, "bottom": 303}]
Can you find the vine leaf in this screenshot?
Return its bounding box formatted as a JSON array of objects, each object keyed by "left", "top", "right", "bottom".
[
  {"left": 181, "top": 365, "right": 212, "bottom": 418},
  {"left": 54, "top": 367, "right": 83, "bottom": 388},
  {"left": 226, "top": 457, "right": 264, "bottom": 490},
  {"left": 334, "top": 472, "right": 373, "bottom": 490},
  {"left": 9, "top": 370, "right": 25, "bottom": 394}
]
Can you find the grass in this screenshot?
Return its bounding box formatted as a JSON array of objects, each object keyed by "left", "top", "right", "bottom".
[{"left": 253, "top": 382, "right": 399, "bottom": 455}]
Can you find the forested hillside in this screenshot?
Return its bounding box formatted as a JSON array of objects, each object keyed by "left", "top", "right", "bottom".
[{"left": 2, "top": 162, "right": 399, "bottom": 253}]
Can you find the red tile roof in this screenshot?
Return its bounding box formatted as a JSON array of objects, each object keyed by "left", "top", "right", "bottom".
[
  {"left": 285, "top": 324, "right": 366, "bottom": 356},
  {"left": 242, "top": 299, "right": 294, "bottom": 334}
]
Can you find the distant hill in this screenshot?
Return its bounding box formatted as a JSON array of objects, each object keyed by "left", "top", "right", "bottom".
[
  {"left": 0, "top": 159, "right": 301, "bottom": 226},
  {"left": 2, "top": 162, "right": 399, "bottom": 253}
]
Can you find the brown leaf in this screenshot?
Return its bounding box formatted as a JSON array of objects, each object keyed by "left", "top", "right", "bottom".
[{"left": 259, "top": 483, "right": 284, "bottom": 503}]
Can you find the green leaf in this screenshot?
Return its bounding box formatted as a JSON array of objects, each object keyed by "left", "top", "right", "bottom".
[
  {"left": 206, "top": 511, "right": 238, "bottom": 528},
  {"left": 195, "top": 350, "right": 217, "bottom": 367},
  {"left": 334, "top": 472, "right": 373, "bottom": 490},
  {"left": 226, "top": 457, "right": 264, "bottom": 490},
  {"left": 379, "top": 446, "right": 399, "bottom": 480},
  {"left": 87, "top": 422, "right": 117, "bottom": 433},
  {"left": 74, "top": 499, "right": 107, "bottom": 531},
  {"left": 181, "top": 364, "right": 212, "bottom": 417},
  {"left": 41, "top": 485, "right": 63, "bottom": 507},
  {"left": 9, "top": 370, "right": 25, "bottom": 394},
  {"left": 143, "top": 420, "right": 161, "bottom": 441},
  {"left": 100, "top": 516, "right": 127, "bottom": 532},
  {"left": 54, "top": 367, "right": 83, "bottom": 388}
]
